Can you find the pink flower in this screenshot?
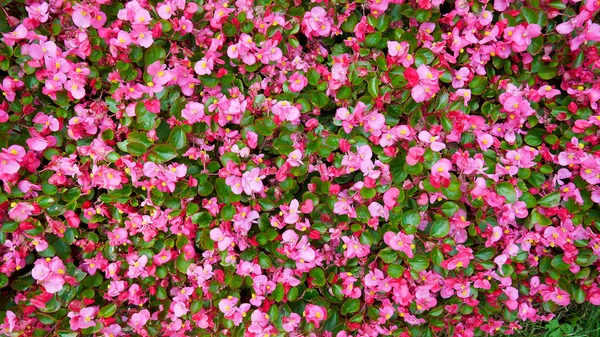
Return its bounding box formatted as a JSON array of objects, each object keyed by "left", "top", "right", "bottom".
[
  {"left": 272, "top": 101, "right": 301, "bottom": 124},
  {"left": 538, "top": 85, "right": 561, "bottom": 99},
  {"left": 134, "top": 9, "right": 152, "bottom": 25},
  {"left": 126, "top": 255, "right": 148, "bottom": 278},
  {"left": 27, "top": 2, "right": 49, "bottom": 22},
  {"left": 455, "top": 89, "right": 471, "bottom": 105},
  {"left": 31, "top": 257, "right": 66, "bottom": 293},
  {"left": 418, "top": 131, "right": 446, "bottom": 152},
  {"left": 72, "top": 6, "right": 92, "bottom": 28},
  {"left": 289, "top": 72, "right": 308, "bottom": 92},
  {"left": 68, "top": 307, "right": 98, "bottom": 330},
  {"left": 181, "top": 101, "right": 205, "bottom": 124},
  {"left": 406, "top": 147, "right": 425, "bottom": 166},
  {"left": 129, "top": 310, "right": 150, "bottom": 331},
  {"left": 65, "top": 80, "right": 85, "bottom": 99},
  {"left": 33, "top": 113, "right": 60, "bottom": 132},
  {"left": 287, "top": 150, "right": 303, "bottom": 167},
  {"left": 341, "top": 236, "right": 370, "bottom": 258},
  {"left": 282, "top": 199, "right": 301, "bottom": 224},
  {"left": 8, "top": 202, "right": 35, "bottom": 222},
  {"left": 135, "top": 31, "right": 153, "bottom": 48},
  {"left": 195, "top": 58, "right": 214, "bottom": 75},
  {"left": 157, "top": 3, "right": 174, "bottom": 19},
  {"left": 303, "top": 304, "right": 327, "bottom": 327},
  {"left": 411, "top": 65, "right": 440, "bottom": 102},
  {"left": 0, "top": 154, "right": 20, "bottom": 174},
  {"left": 219, "top": 296, "right": 238, "bottom": 316},
  {"left": 369, "top": 0, "right": 388, "bottom": 16},
  {"left": 111, "top": 31, "right": 132, "bottom": 48},
  {"left": 452, "top": 67, "right": 470, "bottom": 88},
  {"left": 383, "top": 188, "right": 400, "bottom": 208},
  {"left": 477, "top": 133, "right": 494, "bottom": 151},
  {"left": 3, "top": 24, "right": 28, "bottom": 46},
  {"left": 549, "top": 288, "right": 571, "bottom": 306},
  {"left": 383, "top": 231, "right": 415, "bottom": 258},
  {"left": 283, "top": 313, "right": 301, "bottom": 332},
  {"left": 241, "top": 167, "right": 264, "bottom": 195},
  {"left": 302, "top": 7, "right": 332, "bottom": 38},
  {"left": 431, "top": 159, "right": 452, "bottom": 179},
  {"left": 210, "top": 228, "right": 234, "bottom": 251}
]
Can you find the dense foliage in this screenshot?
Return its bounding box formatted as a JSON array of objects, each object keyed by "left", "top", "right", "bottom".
[{"left": 1, "top": 0, "right": 600, "bottom": 336}]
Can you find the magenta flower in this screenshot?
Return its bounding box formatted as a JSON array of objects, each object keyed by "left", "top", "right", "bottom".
[
  {"left": 181, "top": 101, "right": 205, "bottom": 124},
  {"left": 68, "top": 307, "right": 98, "bottom": 330},
  {"left": 129, "top": 310, "right": 150, "bottom": 332},
  {"left": 287, "top": 150, "right": 303, "bottom": 167},
  {"left": 219, "top": 296, "right": 238, "bottom": 316},
  {"left": 431, "top": 159, "right": 452, "bottom": 179},
  {"left": 210, "top": 228, "right": 234, "bottom": 251},
  {"left": 411, "top": 64, "right": 440, "bottom": 102},
  {"left": 289, "top": 72, "right": 308, "bottom": 92},
  {"left": 31, "top": 257, "right": 66, "bottom": 293},
  {"left": 302, "top": 7, "right": 332, "bottom": 38},
  {"left": 418, "top": 131, "right": 446, "bottom": 152},
  {"left": 383, "top": 231, "right": 415, "bottom": 258},
  {"left": 72, "top": 5, "right": 92, "bottom": 28},
  {"left": 477, "top": 133, "right": 494, "bottom": 151},
  {"left": 157, "top": 3, "right": 174, "bottom": 19},
  {"left": 303, "top": 304, "right": 327, "bottom": 328},
  {"left": 126, "top": 255, "right": 148, "bottom": 278},
  {"left": 341, "top": 236, "right": 370, "bottom": 259}
]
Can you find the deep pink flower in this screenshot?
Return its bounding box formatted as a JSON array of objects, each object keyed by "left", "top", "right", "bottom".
[
  {"left": 68, "top": 307, "right": 98, "bottom": 330},
  {"left": 289, "top": 72, "right": 308, "bottom": 92},
  {"left": 431, "top": 159, "right": 452, "bottom": 179},
  {"left": 304, "top": 304, "right": 327, "bottom": 327},
  {"left": 384, "top": 231, "right": 415, "bottom": 258}
]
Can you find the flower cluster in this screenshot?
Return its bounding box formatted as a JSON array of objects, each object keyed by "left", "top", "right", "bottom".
[{"left": 0, "top": 0, "right": 600, "bottom": 336}]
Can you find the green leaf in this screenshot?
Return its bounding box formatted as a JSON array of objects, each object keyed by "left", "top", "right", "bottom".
[
  {"left": 309, "top": 267, "right": 326, "bottom": 286},
  {"left": 522, "top": 7, "right": 540, "bottom": 25},
  {"left": 496, "top": 182, "right": 517, "bottom": 204},
  {"left": 144, "top": 45, "right": 166, "bottom": 65},
  {"left": 168, "top": 126, "right": 188, "bottom": 149},
  {"left": 378, "top": 248, "right": 398, "bottom": 263},
  {"left": 311, "top": 92, "right": 329, "bottom": 108},
  {"left": 408, "top": 254, "right": 430, "bottom": 271},
  {"left": 307, "top": 68, "right": 320, "bottom": 86},
  {"left": 429, "top": 218, "right": 450, "bottom": 238},
  {"left": 551, "top": 255, "right": 570, "bottom": 271},
  {"left": 98, "top": 303, "right": 117, "bottom": 318},
  {"left": 126, "top": 142, "right": 147, "bottom": 156},
  {"left": 469, "top": 76, "right": 488, "bottom": 95},
  {"left": 176, "top": 254, "right": 192, "bottom": 274},
  {"left": 402, "top": 210, "right": 421, "bottom": 227},
  {"left": 538, "top": 192, "right": 561, "bottom": 207},
  {"left": 272, "top": 283, "right": 284, "bottom": 302},
  {"left": 539, "top": 67, "right": 558, "bottom": 80},
  {"left": 529, "top": 209, "right": 552, "bottom": 227},
  {"left": 387, "top": 264, "right": 404, "bottom": 278},
  {"left": 524, "top": 128, "right": 546, "bottom": 147},
  {"left": 365, "top": 32, "right": 382, "bottom": 47},
  {"left": 337, "top": 86, "right": 351, "bottom": 100},
  {"left": 341, "top": 298, "right": 360, "bottom": 315},
  {"left": 360, "top": 187, "right": 376, "bottom": 200},
  {"left": 0, "top": 274, "right": 8, "bottom": 288},
  {"left": 368, "top": 77, "right": 379, "bottom": 98},
  {"left": 153, "top": 144, "right": 178, "bottom": 163},
  {"left": 431, "top": 247, "right": 444, "bottom": 266},
  {"left": 258, "top": 252, "right": 272, "bottom": 269},
  {"left": 58, "top": 332, "right": 79, "bottom": 337},
  {"left": 441, "top": 202, "right": 459, "bottom": 217},
  {"left": 474, "top": 248, "right": 496, "bottom": 261}
]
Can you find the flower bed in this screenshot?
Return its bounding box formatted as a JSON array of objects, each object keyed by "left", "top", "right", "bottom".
[{"left": 1, "top": 0, "right": 600, "bottom": 336}]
